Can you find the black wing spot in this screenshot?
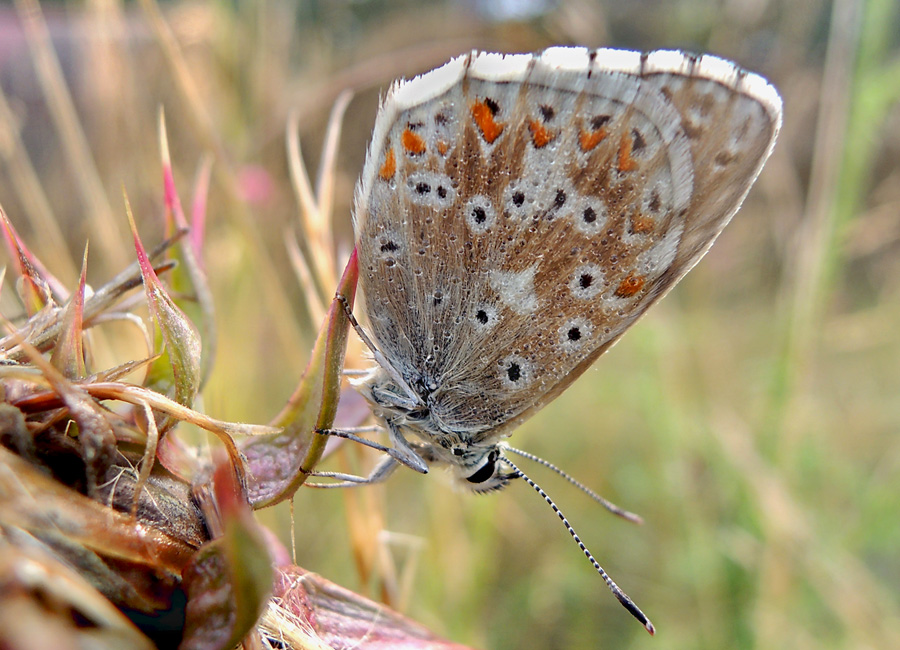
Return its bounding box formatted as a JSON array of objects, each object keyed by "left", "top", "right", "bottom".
[
  {"left": 632, "top": 129, "right": 646, "bottom": 152},
  {"left": 473, "top": 206, "right": 487, "bottom": 224},
  {"left": 567, "top": 327, "right": 582, "bottom": 341},
  {"left": 579, "top": 273, "right": 594, "bottom": 289},
  {"left": 582, "top": 207, "right": 597, "bottom": 223},
  {"left": 591, "top": 115, "right": 611, "bottom": 130},
  {"left": 506, "top": 362, "right": 522, "bottom": 382},
  {"left": 416, "top": 182, "right": 431, "bottom": 194},
  {"left": 512, "top": 191, "right": 526, "bottom": 207},
  {"left": 539, "top": 104, "right": 555, "bottom": 121},
  {"left": 484, "top": 97, "right": 500, "bottom": 115},
  {"left": 554, "top": 189, "right": 567, "bottom": 208}
]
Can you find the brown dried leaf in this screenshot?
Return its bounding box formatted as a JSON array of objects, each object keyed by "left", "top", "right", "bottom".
[
  {"left": 6, "top": 331, "right": 115, "bottom": 495},
  {"left": 0, "top": 448, "right": 194, "bottom": 606},
  {"left": 268, "top": 566, "right": 476, "bottom": 650},
  {"left": 181, "top": 462, "right": 273, "bottom": 650},
  {"left": 0, "top": 532, "right": 154, "bottom": 650}
]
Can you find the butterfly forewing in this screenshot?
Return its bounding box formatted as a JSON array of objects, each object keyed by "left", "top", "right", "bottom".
[{"left": 354, "top": 47, "right": 781, "bottom": 440}]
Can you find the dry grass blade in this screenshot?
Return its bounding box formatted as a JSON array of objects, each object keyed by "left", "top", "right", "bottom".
[
  {"left": 0, "top": 86, "right": 77, "bottom": 282},
  {"left": 14, "top": 0, "right": 124, "bottom": 267}
]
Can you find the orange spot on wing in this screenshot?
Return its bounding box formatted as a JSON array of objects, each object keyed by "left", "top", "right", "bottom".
[
  {"left": 401, "top": 128, "right": 426, "bottom": 155},
  {"left": 617, "top": 133, "right": 638, "bottom": 172},
  {"left": 579, "top": 127, "right": 607, "bottom": 151},
  {"left": 379, "top": 148, "right": 396, "bottom": 181},
  {"left": 615, "top": 273, "right": 645, "bottom": 298},
  {"left": 471, "top": 100, "right": 504, "bottom": 144},
  {"left": 436, "top": 140, "right": 449, "bottom": 156},
  {"left": 631, "top": 214, "right": 655, "bottom": 234},
  {"left": 528, "top": 119, "right": 556, "bottom": 148}
]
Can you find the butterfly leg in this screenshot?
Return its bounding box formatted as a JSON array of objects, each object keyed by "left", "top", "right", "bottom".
[
  {"left": 315, "top": 426, "right": 395, "bottom": 455},
  {"left": 384, "top": 421, "right": 429, "bottom": 473},
  {"left": 313, "top": 420, "right": 429, "bottom": 475},
  {"left": 304, "top": 454, "right": 401, "bottom": 488}
]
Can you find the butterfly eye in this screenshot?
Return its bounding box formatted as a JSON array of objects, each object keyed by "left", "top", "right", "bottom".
[{"left": 465, "top": 449, "right": 499, "bottom": 485}]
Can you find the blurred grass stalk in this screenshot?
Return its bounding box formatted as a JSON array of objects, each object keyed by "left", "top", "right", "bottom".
[{"left": 753, "top": 0, "right": 900, "bottom": 644}]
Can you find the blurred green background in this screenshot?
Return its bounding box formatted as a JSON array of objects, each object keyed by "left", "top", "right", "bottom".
[{"left": 1, "top": 0, "right": 898, "bottom": 648}]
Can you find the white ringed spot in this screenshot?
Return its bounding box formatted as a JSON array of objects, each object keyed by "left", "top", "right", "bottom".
[
  {"left": 471, "top": 303, "right": 500, "bottom": 331},
  {"left": 558, "top": 318, "right": 594, "bottom": 353},
  {"left": 499, "top": 354, "right": 531, "bottom": 389},
  {"left": 569, "top": 263, "right": 605, "bottom": 300},
  {"left": 465, "top": 195, "right": 496, "bottom": 234},
  {"left": 572, "top": 195, "right": 608, "bottom": 235}
]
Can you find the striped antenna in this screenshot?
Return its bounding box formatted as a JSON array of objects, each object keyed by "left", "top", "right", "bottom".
[{"left": 500, "top": 455, "right": 655, "bottom": 636}]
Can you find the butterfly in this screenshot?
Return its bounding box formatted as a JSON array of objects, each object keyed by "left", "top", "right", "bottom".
[{"left": 321, "top": 47, "right": 781, "bottom": 632}]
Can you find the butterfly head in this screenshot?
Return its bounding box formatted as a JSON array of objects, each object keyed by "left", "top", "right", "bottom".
[{"left": 418, "top": 437, "right": 521, "bottom": 494}]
